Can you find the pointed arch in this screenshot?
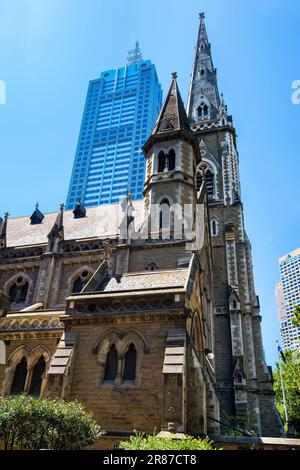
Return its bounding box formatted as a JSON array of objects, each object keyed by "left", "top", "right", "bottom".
[
  {"left": 29, "top": 356, "right": 46, "bottom": 397},
  {"left": 11, "top": 356, "right": 28, "bottom": 395},
  {"left": 103, "top": 344, "right": 118, "bottom": 381},
  {"left": 196, "top": 159, "right": 217, "bottom": 198},
  {"left": 210, "top": 216, "right": 220, "bottom": 237},
  {"left": 123, "top": 343, "right": 137, "bottom": 382},
  {"left": 4, "top": 272, "right": 33, "bottom": 306},
  {"left": 93, "top": 328, "right": 149, "bottom": 388},
  {"left": 68, "top": 265, "right": 95, "bottom": 294}
]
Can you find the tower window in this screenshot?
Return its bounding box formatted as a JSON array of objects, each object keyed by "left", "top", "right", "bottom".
[
  {"left": 157, "top": 149, "right": 176, "bottom": 173},
  {"left": 168, "top": 149, "right": 175, "bottom": 171},
  {"left": 104, "top": 344, "right": 118, "bottom": 381},
  {"left": 196, "top": 168, "right": 214, "bottom": 196},
  {"left": 158, "top": 151, "right": 166, "bottom": 172},
  {"left": 197, "top": 102, "right": 210, "bottom": 120},
  {"left": 205, "top": 170, "right": 214, "bottom": 195},
  {"left": 123, "top": 343, "right": 136, "bottom": 382},
  {"left": 212, "top": 220, "right": 217, "bottom": 236},
  {"left": 159, "top": 198, "right": 171, "bottom": 230}
]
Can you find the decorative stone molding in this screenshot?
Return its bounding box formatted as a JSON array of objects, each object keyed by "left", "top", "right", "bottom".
[
  {"left": 62, "top": 311, "right": 186, "bottom": 327},
  {"left": 1, "top": 344, "right": 51, "bottom": 396},
  {"left": 71, "top": 296, "right": 183, "bottom": 315}
]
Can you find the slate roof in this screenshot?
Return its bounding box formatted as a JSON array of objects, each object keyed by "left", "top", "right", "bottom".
[
  {"left": 151, "top": 74, "right": 191, "bottom": 136},
  {"left": 4, "top": 200, "right": 144, "bottom": 247},
  {"left": 97, "top": 269, "right": 188, "bottom": 293}
]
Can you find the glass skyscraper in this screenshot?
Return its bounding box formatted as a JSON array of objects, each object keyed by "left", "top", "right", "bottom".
[
  {"left": 66, "top": 48, "right": 162, "bottom": 209},
  {"left": 276, "top": 248, "right": 300, "bottom": 352}
]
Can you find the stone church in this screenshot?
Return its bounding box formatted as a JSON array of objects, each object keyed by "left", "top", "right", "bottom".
[{"left": 0, "top": 13, "right": 281, "bottom": 441}]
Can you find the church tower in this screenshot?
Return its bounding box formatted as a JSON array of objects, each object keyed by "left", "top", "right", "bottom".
[{"left": 187, "top": 13, "right": 281, "bottom": 436}]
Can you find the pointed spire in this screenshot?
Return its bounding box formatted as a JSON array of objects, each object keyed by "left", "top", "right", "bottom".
[
  {"left": 127, "top": 41, "right": 143, "bottom": 65},
  {"left": 0, "top": 212, "right": 8, "bottom": 249},
  {"left": 187, "top": 12, "right": 221, "bottom": 122},
  {"left": 151, "top": 73, "right": 191, "bottom": 136},
  {"left": 30, "top": 202, "right": 44, "bottom": 225},
  {"left": 143, "top": 73, "right": 200, "bottom": 161}
]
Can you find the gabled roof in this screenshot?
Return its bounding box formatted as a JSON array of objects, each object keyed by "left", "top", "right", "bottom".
[{"left": 4, "top": 201, "right": 145, "bottom": 248}]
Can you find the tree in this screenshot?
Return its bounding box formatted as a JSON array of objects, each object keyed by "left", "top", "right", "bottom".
[
  {"left": 119, "top": 432, "right": 217, "bottom": 450},
  {"left": 292, "top": 305, "right": 300, "bottom": 328},
  {"left": 0, "top": 394, "right": 103, "bottom": 450},
  {"left": 273, "top": 350, "right": 300, "bottom": 436}
]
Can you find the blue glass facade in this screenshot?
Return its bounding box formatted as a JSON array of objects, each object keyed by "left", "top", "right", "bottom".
[{"left": 66, "top": 61, "right": 162, "bottom": 209}]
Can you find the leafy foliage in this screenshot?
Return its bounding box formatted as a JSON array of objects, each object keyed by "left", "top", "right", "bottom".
[
  {"left": 220, "top": 413, "right": 258, "bottom": 437},
  {"left": 292, "top": 305, "right": 300, "bottom": 328},
  {"left": 0, "top": 394, "right": 103, "bottom": 450},
  {"left": 119, "top": 432, "right": 217, "bottom": 450},
  {"left": 273, "top": 349, "right": 300, "bottom": 436}
]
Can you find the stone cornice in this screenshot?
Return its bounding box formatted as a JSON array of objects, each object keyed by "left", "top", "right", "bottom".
[
  {"left": 0, "top": 312, "right": 64, "bottom": 338},
  {"left": 61, "top": 310, "right": 186, "bottom": 326}
]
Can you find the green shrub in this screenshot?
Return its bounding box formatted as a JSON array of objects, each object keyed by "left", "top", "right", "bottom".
[
  {"left": 0, "top": 394, "right": 103, "bottom": 450},
  {"left": 119, "top": 432, "right": 217, "bottom": 450}
]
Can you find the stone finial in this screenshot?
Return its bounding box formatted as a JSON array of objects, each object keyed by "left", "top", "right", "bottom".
[
  {"left": 102, "top": 239, "right": 111, "bottom": 260},
  {"left": 199, "top": 12, "right": 205, "bottom": 20},
  {"left": 172, "top": 72, "right": 178, "bottom": 80}
]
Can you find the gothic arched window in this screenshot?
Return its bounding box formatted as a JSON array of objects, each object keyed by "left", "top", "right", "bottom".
[
  {"left": 104, "top": 344, "right": 118, "bottom": 381},
  {"left": 197, "top": 102, "right": 210, "bottom": 120},
  {"left": 9, "top": 277, "right": 28, "bottom": 304},
  {"left": 196, "top": 166, "right": 215, "bottom": 197},
  {"left": 159, "top": 198, "right": 171, "bottom": 230},
  {"left": 29, "top": 356, "right": 46, "bottom": 398},
  {"left": 72, "top": 270, "right": 90, "bottom": 293},
  {"left": 168, "top": 149, "right": 175, "bottom": 171},
  {"left": 11, "top": 357, "right": 27, "bottom": 395},
  {"left": 123, "top": 343, "right": 136, "bottom": 382},
  {"left": 212, "top": 220, "right": 217, "bottom": 236},
  {"left": 157, "top": 150, "right": 176, "bottom": 173},
  {"left": 158, "top": 151, "right": 166, "bottom": 173}
]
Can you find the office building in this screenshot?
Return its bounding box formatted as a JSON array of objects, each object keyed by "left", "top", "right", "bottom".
[
  {"left": 276, "top": 248, "right": 300, "bottom": 351},
  {"left": 66, "top": 43, "right": 162, "bottom": 209}
]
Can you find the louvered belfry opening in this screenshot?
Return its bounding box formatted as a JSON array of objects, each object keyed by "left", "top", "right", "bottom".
[{"left": 196, "top": 169, "right": 214, "bottom": 196}]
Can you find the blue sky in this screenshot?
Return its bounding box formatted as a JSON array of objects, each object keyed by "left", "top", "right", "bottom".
[{"left": 0, "top": 0, "right": 299, "bottom": 367}]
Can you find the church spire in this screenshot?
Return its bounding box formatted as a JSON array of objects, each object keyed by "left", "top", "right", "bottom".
[
  {"left": 145, "top": 73, "right": 191, "bottom": 143},
  {"left": 143, "top": 73, "right": 199, "bottom": 158},
  {"left": 187, "top": 12, "right": 221, "bottom": 123}
]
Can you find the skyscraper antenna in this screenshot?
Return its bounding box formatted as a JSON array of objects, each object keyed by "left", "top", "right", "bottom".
[{"left": 127, "top": 41, "right": 143, "bottom": 65}]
